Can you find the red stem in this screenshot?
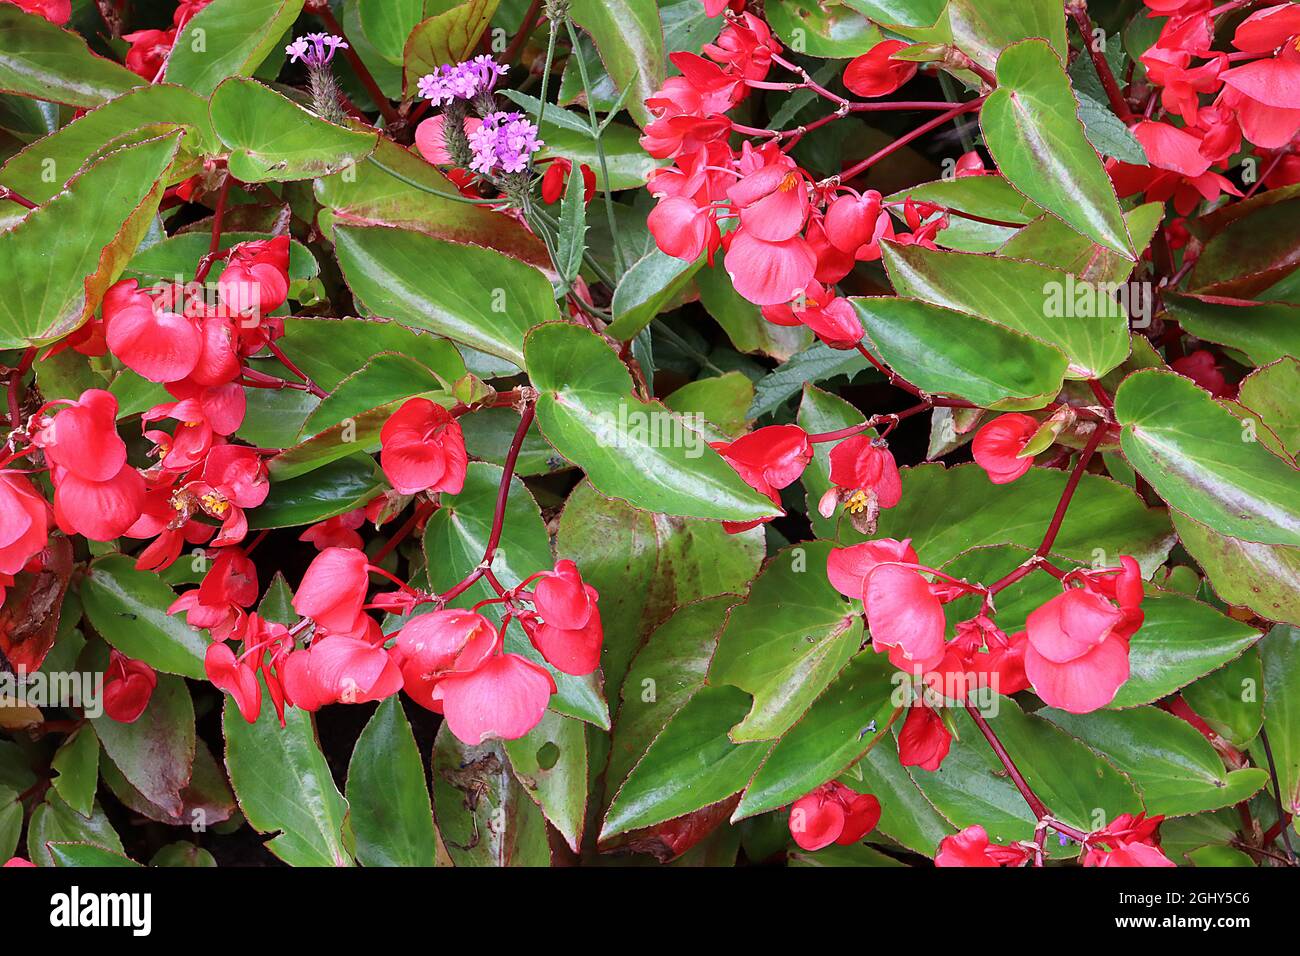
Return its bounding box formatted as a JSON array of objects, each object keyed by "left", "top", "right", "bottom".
[
  {"left": 854, "top": 343, "right": 977, "bottom": 409},
  {"left": 840, "top": 98, "right": 985, "bottom": 182},
  {"left": 806, "top": 399, "right": 945, "bottom": 443},
  {"left": 1087, "top": 378, "right": 1114, "bottom": 410},
  {"left": 371, "top": 500, "right": 435, "bottom": 564},
  {"left": 966, "top": 702, "right": 1090, "bottom": 843},
  {"left": 7, "top": 347, "right": 36, "bottom": 429},
  {"left": 0, "top": 186, "right": 37, "bottom": 210},
  {"left": 265, "top": 341, "right": 328, "bottom": 398},
  {"left": 194, "top": 176, "right": 233, "bottom": 284},
  {"left": 1067, "top": 4, "right": 1133, "bottom": 122},
  {"left": 1035, "top": 424, "right": 1105, "bottom": 558},
  {"left": 437, "top": 403, "right": 536, "bottom": 605}
]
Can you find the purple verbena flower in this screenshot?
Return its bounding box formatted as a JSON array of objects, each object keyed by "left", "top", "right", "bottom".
[
  {"left": 466, "top": 111, "right": 543, "bottom": 175},
  {"left": 285, "top": 33, "right": 349, "bottom": 69},
  {"left": 418, "top": 56, "right": 509, "bottom": 106}
]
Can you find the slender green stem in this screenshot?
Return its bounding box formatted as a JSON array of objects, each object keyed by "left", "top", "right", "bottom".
[
  {"left": 532, "top": 15, "right": 559, "bottom": 152},
  {"left": 365, "top": 155, "right": 499, "bottom": 205},
  {"left": 534, "top": 205, "right": 616, "bottom": 288},
  {"left": 564, "top": 18, "right": 624, "bottom": 279}
]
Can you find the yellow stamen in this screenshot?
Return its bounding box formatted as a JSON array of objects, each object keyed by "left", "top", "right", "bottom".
[{"left": 200, "top": 492, "right": 230, "bottom": 516}]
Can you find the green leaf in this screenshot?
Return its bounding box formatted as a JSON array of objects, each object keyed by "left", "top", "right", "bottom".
[
  {"left": 749, "top": 341, "right": 869, "bottom": 418},
  {"left": 250, "top": 453, "right": 386, "bottom": 530},
  {"left": 80, "top": 555, "right": 208, "bottom": 679},
  {"left": 1238, "top": 358, "right": 1300, "bottom": 461},
  {"left": 1042, "top": 706, "right": 1268, "bottom": 817},
  {"left": 47, "top": 843, "right": 141, "bottom": 867},
  {"left": 459, "top": 406, "right": 565, "bottom": 476},
  {"left": 346, "top": 697, "right": 439, "bottom": 867},
  {"left": 238, "top": 387, "right": 320, "bottom": 450},
  {"left": 1155, "top": 808, "right": 1241, "bottom": 864},
  {"left": 92, "top": 675, "right": 195, "bottom": 820},
  {"left": 50, "top": 727, "right": 99, "bottom": 819},
  {"left": 853, "top": 296, "right": 1069, "bottom": 409},
  {"left": 335, "top": 223, "right": 556, "bottom": 368},
  {"left": 1115, "top": 369, "right": 1300, "bottom": 548},
  {"left": 889, "top": 174, "right": 1041, "bottom": 226},
  {"left": 607, "top": 247, "right": 705, "bottom": 340},
  {"left": 504, "top": 710, "right": 589, "bottom": 852},
  {"left": 150, "top": 842, "right": 218, "bottom": 867},
  {"left": 525, "top": 322, "right": 780, "bottom": 522},
  {"left": 766, "top": 0, "right": 882, "bottom": 57},
  {"left": 663, "top": 374, "right": 752, "bottom": 444},
  {"left": 270, "top": 353, "right": 448, "bottom": 481},
  {"left": 711, "top": 542, "right": 865, "bottom": 742},
  {"left": 882, "top": 239, "right": 1132, "bottom": 379},
  {"left": 797, "top": 385, "right": 867, "bottom": 539},
  {"left": 1110, "top": 590, "right": 1262, "bottom": 708},
  {"left": 28, "top": 792, "right": 123, "bottom": 866},
  {"left": 1188, "top": 844, "right": 1256, "bottom": 867},
  {"left": 533, "top": 122, "right": 660, "bottom": 192},
  {"left": 981, "top": 40, "right": 1133, "bottom": 258},
  {"left": 359, "top": 0, "right": 429, "bottom": 64},
  {"left": 1076, "top": 91, "right": 1147, "bottom": 163},
  {"left": 0, "top": 84, "right": 217, "bottom": 231},
  {"left": 735, "top": 651, "right": 898, "bottom": 820},
  {"left": 841, "top": 0, "right": 946, "bottom": 29},
  {"left": 0, "top": 6, "right": 138, "bottom": 108},
  {"left": 1163, "top": 293, "right": 1300, "bottom": 367},
  {"left": 500, "top": 90, "right": 595, "bottom": 136},
  {"left": 1181, "top": 649, "right": 1264, "bottom": 750},
  {"left": 789, "top": 842, "right": 906, "bottom": 866},
  {"left": 569, "top": 0, "right": 665, "bottom": 127},
  {"left": 124, "top": 230, "right": 319, "bottom": 286},
  {"left": 100, "top": 738, "right": 235, "bottom": 828},
  {"left": 315, "top": 138, "right": 551, "bottom": 268},
  {"left": 865, "top": 462, "right": 1174, "bottom": 572},
  {"left": 431, "top": 725, "right": 551, "bottom": 866},
  {"left": 605, "top": 596, "right": 734, "bottom": 797},
  {"left": 696, "top": 256, "right": 811, "bottom": 361},
  {"left": 224, "top": 688, "right": 353, "bottom": 867},
  {"left": 601, "top": 685, "right": 771, "bottom": 840},
  {"left": 0, "top": 131, "right": 181, "bottom": 348},
  {"left": 277, "top": 315, "right": 466, "bottom": 392},
  {"left": 554, "top": 162, "right": 588, "bottom": 290},
  {"left": 164, "top": 0, "right": 306, "bottom": 97},
  {"left": 1176, "top": 510, "right": 1300, "bottom": 628},
  {"left": 0, "top": 788, "right": 20, "bottom": 861},
  {"left": 1251, "top": 626, "right": 1300, "bottom": 815},
  {"left": 998, "top": 202, "right": 1163, "bottom": 285},
  {"left": 848, "top": 732, "right": 954, "bottom": 855},
  {"left": 946, "top": 0, "right": 1067, "bottom": 69},
  {"left": 421, "top": 461, "right": 610, "bottom": 728},
  {"left": 403, "top": 0, "right": 500, "bottom": 89},
  {"left": 1188, "top": 195, "right": 1300, "bottom": 297},
  {"left": 210, "top": 76, "right": 378, "bottom": 182},
  {"left": 908, "top": 697, "right": 1141, "bottom": 851},
  {"left": 556, "top": 479, "right": 763, "bottom": 701}
]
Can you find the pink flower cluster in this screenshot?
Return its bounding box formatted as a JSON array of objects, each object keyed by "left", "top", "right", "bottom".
[
  {"left": 641, "top": 11, "right": 970, "bottom": 348},
  {"left": 197, "top": 542, "right": 605, "bottom": 742},
  {"left": 1111, "top": 2, "right": 1300, "bottom": 214}
]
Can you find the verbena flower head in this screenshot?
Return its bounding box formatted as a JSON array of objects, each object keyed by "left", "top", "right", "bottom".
[
  {"left": 418, "top": 55, "right": 509, "bottom": 106},
  {"left": 467, "top": 111, "right": 543, "bottom": 175},
  {"left": 285, "top": 33, "right": 349, "bottom": 69}
]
